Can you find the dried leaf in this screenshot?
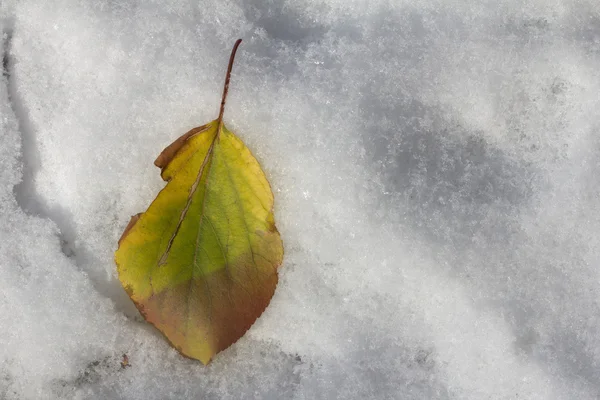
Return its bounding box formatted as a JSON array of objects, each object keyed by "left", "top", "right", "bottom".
[{"left": 115, "top": 40, "right": 283, "bottom": 364}]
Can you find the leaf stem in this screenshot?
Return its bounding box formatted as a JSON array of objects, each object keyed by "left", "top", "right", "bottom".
[{"left": 217, "top": 39, "right": 242, "bottom": 133}]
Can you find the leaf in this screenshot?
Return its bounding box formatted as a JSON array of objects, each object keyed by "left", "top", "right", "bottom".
[{"left": 114, "top": 39, "right": 283, "bottom": 365}]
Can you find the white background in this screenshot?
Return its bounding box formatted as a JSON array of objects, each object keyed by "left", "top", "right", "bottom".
[{"left": 1, "top": 1, "right": 600, "bottom": 399}]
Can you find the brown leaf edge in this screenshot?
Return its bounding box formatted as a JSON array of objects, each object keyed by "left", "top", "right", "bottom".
[
  {"left": 118, "top": 213, "right": 142, "bottom": 246},
  {"left": 153, "top": 124, "right": 210, "bottom": 174}
]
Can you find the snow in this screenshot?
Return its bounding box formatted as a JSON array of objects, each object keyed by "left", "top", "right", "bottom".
[{"left": 1, "top": 0, "right": 600, "bottom": 399}]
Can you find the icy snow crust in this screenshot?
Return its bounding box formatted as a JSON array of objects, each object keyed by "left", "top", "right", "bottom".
[{"left": 1, "top": 0, "right": 600, "bottom": 399}]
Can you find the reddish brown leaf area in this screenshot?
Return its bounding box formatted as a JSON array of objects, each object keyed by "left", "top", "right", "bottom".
[{"left": 133, "top": 257, "right": 278, "bottom": 363}]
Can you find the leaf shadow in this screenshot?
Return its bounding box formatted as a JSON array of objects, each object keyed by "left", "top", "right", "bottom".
[{"left": 356, "top": 8, "right": 600, "bottom": 393}]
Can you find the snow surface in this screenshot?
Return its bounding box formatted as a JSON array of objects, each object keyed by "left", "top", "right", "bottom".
[{"left": 1, "top": 0, "right": 600, "bottom": 399}]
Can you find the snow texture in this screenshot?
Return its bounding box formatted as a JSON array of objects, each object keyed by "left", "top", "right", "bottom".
[{"left": 1, "top": 0, "right": 600, "bottom": 399}]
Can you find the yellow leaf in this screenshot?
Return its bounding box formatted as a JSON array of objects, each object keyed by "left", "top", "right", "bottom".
[{"left": 115, "top": 39, "right": 283, "bottom": 364}]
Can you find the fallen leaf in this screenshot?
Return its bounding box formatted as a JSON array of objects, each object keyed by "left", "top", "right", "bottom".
[
  {"left": 120, "top": 354, "right": 130, "bottom": 369},
  {"left": 115, "top": 39, "right": 283, "bottom": 364}
]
